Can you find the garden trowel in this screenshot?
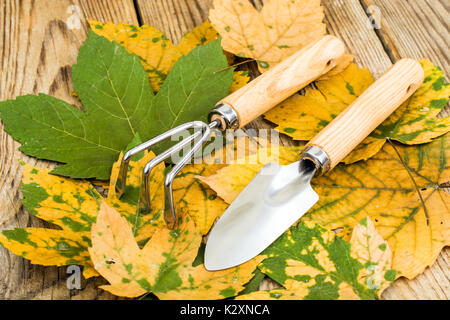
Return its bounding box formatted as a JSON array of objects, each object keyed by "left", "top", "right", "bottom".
[{"left": 205, "top": 58, "right": 424, "bottom": 271}]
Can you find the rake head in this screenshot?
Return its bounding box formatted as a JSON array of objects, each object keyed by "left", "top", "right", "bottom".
[{"left": 115, "top": 120, "right": 220, "bottom": 229}]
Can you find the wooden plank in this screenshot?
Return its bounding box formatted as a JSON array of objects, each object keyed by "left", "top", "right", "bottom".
[
  {"left": 359, "top": 0, "right": 450, "bottom": 299},
  {"left": 136, "top": 0, "right": 212, "bottom": 44},
  {"left": 362, "top": 0, "right": 449, "bottom": 71},
  {"left": 382, "top": 248, "right": 450, "bottom": 300},
  {"left": 361, "top": 0, "right": 449, "bottom": 115},
  {"left": 321, "top": 0, "right": 392, "bottom": 76},
  {"left": 0, "top": 0, "right": 138, "bottom": 299}
]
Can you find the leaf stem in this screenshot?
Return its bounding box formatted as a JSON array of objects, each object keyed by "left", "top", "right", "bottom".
[
  {"left": 386, "top": 137, "right": 430, "bottom": 226},
  {"left": 214, "top": 59, "right": 255, "bottom": 74}
]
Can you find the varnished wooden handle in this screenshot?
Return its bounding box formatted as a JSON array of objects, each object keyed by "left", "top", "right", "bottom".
[
  {"left": 307, "top": 59, "right": 424, "bottom": 170},
  {"left": 216, "top": 35, "right": 346, "bottom": 128}
]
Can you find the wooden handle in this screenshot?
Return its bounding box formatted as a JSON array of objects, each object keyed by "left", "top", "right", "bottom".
[
  {"left": 307, "top": 59, "right": 424, "bottom": 169},
  {"left": 215, "top": 35, "right": 346, "bottom": 128}
]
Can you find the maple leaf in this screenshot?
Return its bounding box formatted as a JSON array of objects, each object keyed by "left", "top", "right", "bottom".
[
  {"left": 237, "top": 218, "right": 394, "bottom": 300},
  {"left": 264, "top": 59, "right": 450, "bottom": 164},
  {"left": 198, "top": 134, "right": 450, "bottom": 279},
  {"left": 89, "top": 201, "right": 262, "bottom": 299},
  {"left": 0, "top": 162, "right": 101, "bottom": 278},
  {"left": 0, "top": 135, "right": 255, "bottom": 276},
  {"left": 89, "top": 19, "right": 241, "bottom": 92},
  {"left": 0, "top": 141, "right": 162, "bottom": 278},
  {"left": 0, "top": 32, "right": 233, "bottom": 179},
  {"left": 209, "top": 0, "right": 326, "bottom": 72},
  {"left": 89, "top": 20, "right": 222, "bottom": 91}
]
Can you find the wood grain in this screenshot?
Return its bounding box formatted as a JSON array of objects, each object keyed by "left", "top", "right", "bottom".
[
  {"left": 322, "top": 0, "right": 393, "bottom": 76},
  {"left": 361, "top": 0, "right": 449, "bottom": 117},
  {"left": 362, "top": 0, "right": 449, "bottom": 71},
  {"left": 136, "top": 0, "right": 212, "bottom": 44},
  {"left": 358, "top": 0, "right": 450, "bottom": 299},
  {"left": 220, "top": 36, "right": 346, "bottom": 127},
  {"left": 0, "top": 0, "right": 137, "bottom": 300},
  {"left": 309, "top": 59, "right": 424, "bottom": 168}
]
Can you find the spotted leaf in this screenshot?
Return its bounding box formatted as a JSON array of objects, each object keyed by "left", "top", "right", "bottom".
[
  {"left": 108, "top": 150, "right": 166, "bottom": 246},
  {"left": 0, "top": 163, "right": 101, "bottom": 278},
  {"left": 209, "top": 0, "right": 326, "bottom": 72},
  {"left": 264, "top": 60, "right": 450, "bottom": 164},
  {"left": 89, "top": 20, "right": 224, "bottom": 91},
  {"left": 89, "top": 202, "right": 262, "bottom": 299},
  {"left": 237, "top": 218, "right": 393, "bottom": 300}
]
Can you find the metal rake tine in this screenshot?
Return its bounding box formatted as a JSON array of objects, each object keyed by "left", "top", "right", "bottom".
[
  {"left": 139, "top": 128, "right": 203, "bottom": 215},
  {"left": 115, "top": 121, "right": 209, "bottom": 198},
  {"left": 163, "top": 123, "right": 212, "bottom": 228}
]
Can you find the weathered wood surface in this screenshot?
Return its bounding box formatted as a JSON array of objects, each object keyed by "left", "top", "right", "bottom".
[
  {"left": 0, "top": 0, "right": 138, "bottom": 300},
  {"left": 0, "top": 0, "right": 448, "bottom": 299}
]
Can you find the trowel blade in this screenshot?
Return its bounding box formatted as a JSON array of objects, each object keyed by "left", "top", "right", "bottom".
[{"left": 204, "top": 161, "right": 318, "bottom": 271}]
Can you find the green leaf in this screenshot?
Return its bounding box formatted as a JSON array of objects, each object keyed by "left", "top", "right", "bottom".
[
  {"left": 0, "top": 93, "right": 121, "bottom": 179},
  {"left": 72, "top": 30, "right": 153, "bottom": 149},
  {"left": 238, "top": 269, "right": 266, "bottom": 296},
  {"left": 237, "top": 218, "right": 393, "bottom": 300},
  {"left": 0, "top": 33, "right": 232, "bottom": 179},
  {"left": 147, "top": 38, "right": 233, "bottom": 153},
  {"left": 261, "top": 221, "right": 376, "bottom": 300}
]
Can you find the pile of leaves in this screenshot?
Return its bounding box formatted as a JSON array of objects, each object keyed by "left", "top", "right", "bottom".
[{"left": 0, "top": 0, "right": 448, "bottom": 300}]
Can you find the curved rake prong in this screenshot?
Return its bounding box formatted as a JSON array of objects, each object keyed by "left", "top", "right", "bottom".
[
  {"left": 139, "top": 129, "right": 203, "bottom": 214},
  {"left": 115, "top": 121, "right": 208, "bottom": 198},
  {"left": 164, "top": 124, "right": 212, "bottom": 228}
]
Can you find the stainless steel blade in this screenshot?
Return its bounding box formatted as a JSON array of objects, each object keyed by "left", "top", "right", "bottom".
[{"left": 204, "top": 160, "right": 318, "bottom": 271}]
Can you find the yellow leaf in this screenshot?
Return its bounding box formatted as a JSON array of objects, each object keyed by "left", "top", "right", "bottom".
[
  {"left": 176, "top": 135, "right": 273, "bottom": 234},
  {"left": 265, "top": 60, "right": 450, "bottom": 164},
  {"left": 177, "top": 20, "right": 220, "bottom": 55},
  {"left": 198, "top": 145, "right": 302, "bottom": 203},
  {"left": 0, "top": 147, "right": 227, "bottom": 277},
  {"left": 318, "top": 53, "right": 355, "bottom": 81},
  {"left": 89, "top": 20, "right": 221, "bottom": 91},
  {"left": 108, "top": 151, "right": 166, "bottom": 245},
  {"left": 230, "top": 70, "right": 250, "bottom": 93},
  {"left": 237, "top": 218, "right": 393, "bottom": 300},
  {"left": 173, "top": 162, "right": 229, "bottom": 235},
  {"left": 0, "top": 163, "right": 101, "bottom": 278},
  {"left": 89, "top": 202, "right": 262, "bottom": 299},
  {"left": 265, "top": 63, "right": 375, "bottom": 163},
  {"left": 350, "top": 217, "right": 393, "bottom": 294},
  {"left": 209, "top": 0, "right": 326, "bottom": 72},
  {"left": 90, "top": 202, "right": 147, "bottom": 297},
  {"left": 199, "top": 135, "right": 450, "bottom": 279}
]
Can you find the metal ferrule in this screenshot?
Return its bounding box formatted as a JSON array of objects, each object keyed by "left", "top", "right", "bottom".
[
  {"left": 300, "top": 145, "right": 330, "bottom": 174},
  {"left": 208, "top": 103, "right": 239, "bottom": 131}
]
